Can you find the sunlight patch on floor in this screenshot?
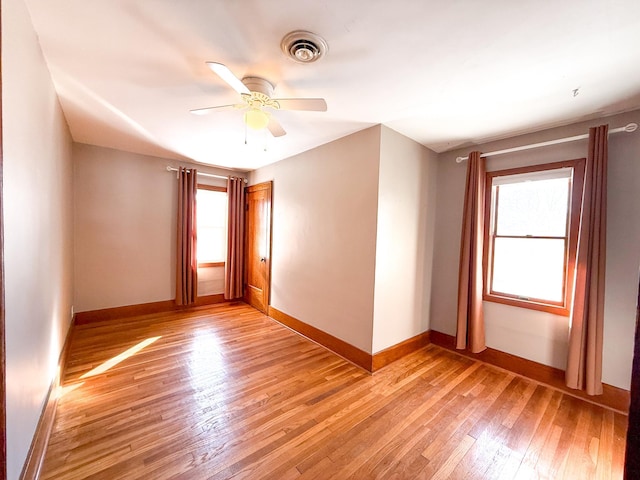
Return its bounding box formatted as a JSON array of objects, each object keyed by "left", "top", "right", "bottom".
[{"left": 80, "top": 336, "right": 162, "bottom": 379}]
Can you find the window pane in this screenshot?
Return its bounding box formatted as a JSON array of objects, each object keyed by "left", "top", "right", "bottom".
[
  {"left": 197, "top": 190, "right": 227, "bottom": 229},
  {"left": 197, "top": 189, "right": 227, "bottom": 263},
  {"left": 198, "top": 227, "right": 225, "bottom": 262},
  {"left": 492, "top": 237, "right": 565, "bottom": 302},
  {"left": 495, "top": 177, "right": 569, "bottom": 237}
]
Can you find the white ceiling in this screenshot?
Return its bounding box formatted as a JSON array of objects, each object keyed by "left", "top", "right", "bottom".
[{"left": 23, "top": 0, "right": 640, "bottom": 171}]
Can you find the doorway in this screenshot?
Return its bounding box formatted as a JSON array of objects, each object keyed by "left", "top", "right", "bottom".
[
  {"left": 244, "top": 182, "right": 272, "bottom": 314},
  {"left": 625, "top": 273, "right": 640, "bottom": 478}
]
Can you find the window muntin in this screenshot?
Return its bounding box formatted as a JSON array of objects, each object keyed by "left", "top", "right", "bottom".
[
  {"left": 484, "top": 160, "right": 585, "bottom": 315},
  {"left": 196, "top": 186, "right": 227, "bottom": 266}
]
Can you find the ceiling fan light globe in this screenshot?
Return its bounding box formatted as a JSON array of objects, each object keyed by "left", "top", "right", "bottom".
[{"left": 244, "top": 109, "right": 269, "bottom": 130}]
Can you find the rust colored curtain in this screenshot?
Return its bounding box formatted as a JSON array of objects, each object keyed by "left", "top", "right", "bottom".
[
  {"left": 566, "top": 124, "right": 608, "bottom": 395},
  {"left": 225, "top": 177, "right": 245, "bottom": 300},
  {"left": 456, "top": 151, "right": 487, "bottom": 353},
  {"left": 176, "top": 167, "right": 198, "bottom": 306}
]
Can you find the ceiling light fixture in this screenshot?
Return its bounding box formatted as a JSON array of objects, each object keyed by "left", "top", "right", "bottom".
[
  {"left": 244, "top": 108, "right": 269, "bottom": 130},
  {"left": 281, "top": 30, "right": 328, "bottom": 64}
]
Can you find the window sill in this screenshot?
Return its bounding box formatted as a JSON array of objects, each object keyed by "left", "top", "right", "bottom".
[
  {"left": 483, "top": 294, "right": 569, "bottom": 317},
  {"left": 198, "top": 262, "right": 225, "bottom": 268}
]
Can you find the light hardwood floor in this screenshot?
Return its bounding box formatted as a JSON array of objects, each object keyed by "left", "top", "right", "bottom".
[{"left": 40, "top": 303, "right": 627, "bottom": 479}]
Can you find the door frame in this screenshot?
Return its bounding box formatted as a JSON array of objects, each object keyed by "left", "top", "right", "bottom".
[
  {"left": 1, "top": 2, "right": 7, "bottom": 477},
  {"left": 244, "top": 181, "right": 272, "bottom": 313}
]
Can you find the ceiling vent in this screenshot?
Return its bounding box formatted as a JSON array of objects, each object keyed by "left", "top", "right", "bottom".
[{"left": 281, "top": 30, "right": 328, "bottom": 64}]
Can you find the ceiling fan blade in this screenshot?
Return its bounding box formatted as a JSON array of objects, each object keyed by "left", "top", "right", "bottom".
[
  {"left": 206, "top": 62, "right": 250, "bottom": 95},
  {"left": 190, "top": 104, "right": 242, "bottom": 115},
  {"left": 273, "top": 98, "right": 327, "bottom": 112},
  {"left": 267, "top": 116, "right": 286, "bottom": 137}
]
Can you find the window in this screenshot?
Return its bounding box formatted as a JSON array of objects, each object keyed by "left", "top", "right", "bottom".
[
  {"left": 483, "top": 159, "right": 585, "bottom": 315},
  {"left": 197, "top": 185, "right": 228, "bottom": 267}
]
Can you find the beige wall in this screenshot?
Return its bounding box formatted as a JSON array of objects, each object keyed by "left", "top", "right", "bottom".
[
  {"left": 372, "top": 126, "right": 438, "bottom": 353},
  {"left": 431, "top": 110, "right": 640, "bottom": 390},
  {"left": 74, "top": 143, "right": 232, "bottom": 312},
  {"left": 250, "top": 127, "right": 381, "bottom": 353},
  {"left": 2, "top": 5, "right": 636, "bottom": 477},
  {"left": 2, "top": 0, "right": 74, "bottom": 477}
]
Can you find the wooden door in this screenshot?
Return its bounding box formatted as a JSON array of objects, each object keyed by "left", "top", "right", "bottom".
[
  {"left": 244, "top": 182, "right": 272, "bottom": 314},
  {"left": 625, "top": 275, "right": 640, "bottom": 478}
]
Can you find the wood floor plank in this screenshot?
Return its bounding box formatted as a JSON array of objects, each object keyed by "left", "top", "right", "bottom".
[
  {"left": 595, "top": 409, "right": 616, "bottom": 480},
  {"left": 352, "top": 369, "right": 490, "bottom": 479},
  {"left": 39, "top": 303, "right": 628, "bottom": 480}
]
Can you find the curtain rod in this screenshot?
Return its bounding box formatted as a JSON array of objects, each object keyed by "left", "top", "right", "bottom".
[
  {"left": 455, "top": 122, "right": 638, "bottom": 163},
  {"left": 166, "top": 166, "right": 247, "bottom": 183}
]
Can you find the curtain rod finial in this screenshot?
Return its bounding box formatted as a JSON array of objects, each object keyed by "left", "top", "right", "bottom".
[
  {"left": 624, "top": 123, "right": 638, "bottom": 133},
  {"left": 456, "top": 156, "right": 467, "bottom": 163}
]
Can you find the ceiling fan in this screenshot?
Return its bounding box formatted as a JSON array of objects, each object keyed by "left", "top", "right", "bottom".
[{"left": 191, "top": 62, "right": 327, "bottom": 137}]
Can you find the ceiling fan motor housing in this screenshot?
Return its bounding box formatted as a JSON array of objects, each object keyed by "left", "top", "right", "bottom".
[{"left": 241, "top": 77, "right": 274, "bottom": 97}]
